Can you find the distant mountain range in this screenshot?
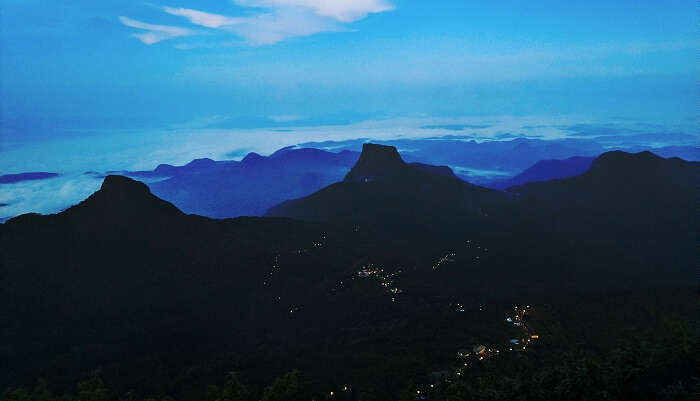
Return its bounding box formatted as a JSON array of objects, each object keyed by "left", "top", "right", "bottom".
[
  {"left": 0, "top": 171, "right": 59, "bottom": 184},
  {"left": 117, "top": 147, "right": 360, "bottom": 218},
  {"left": 2, "top": 138, "right": 697, "bottom": 222},
  {"left": 299, "top": 137, "right": 699, "bottom": 183},
  {"left": 1, "top": 144, "right": 696, "bottom": 395},
  {"left": 109, "top": 139, "right": 695, "bottom": 219},
  {"left": 0, "top": 137, "right": 700, "bottom": 221}
]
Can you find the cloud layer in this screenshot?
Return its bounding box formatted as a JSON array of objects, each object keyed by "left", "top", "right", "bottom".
[
  {"left": 120, "top": 0, "right": 393, "bottom": 45},
  {"left": 0, "top": 174, "right": 103, "bottom": 222}
]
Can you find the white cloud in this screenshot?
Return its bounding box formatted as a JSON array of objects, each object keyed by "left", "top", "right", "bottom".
[
  {"left": 223, "top": 7, "right": 344, "bottom": 45},
  {"left": 161, "top": 5, "right": 341, "bottom": 45},
  {"left": 118, "top": 16, "right": 197, "bottom": 44},
  {"left": 0, "top": 174, "right": 102, "bottom": 221},
  {"left": 121, "top": 1, "right": 393, "bottom": 46},
  {"left": 162, "top": 7, "right": 244, "bottom": 28},
  {"left": 234, "top": 0, "right": 395, "bottom": 22}
]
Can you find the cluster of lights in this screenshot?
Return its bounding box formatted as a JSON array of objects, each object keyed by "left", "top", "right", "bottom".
[
  {"left": 312, "top": 233, "right": 327, "bottom": 248},
  {"left": 464, "top": 239, "right": 488, "bottom": 263},
  {"left": 505, "top": 305, "right": 538, "bottom": 351},
  {"left": 357, "top": 265, "right": 380, "bottom": 278},
  {"left": 332, "top": 263, "right": 404, "bottom": 302},
  {"left": 432, "top": 252, "right": 456, "bottom": 270},
  {"left": 328, "top": 385, "right": 350, "bottom": 398},
  {"left": 261, "top": 233, "right": 330, "bottom": 315},
  {"left": 443, "top": 303, "right": 540, "bottom": 387},
  {"left": 430, "top": 239, "right": 490, "bottom": 272},
  {"left": 356, "top": 264, "right": 404, "bottom": 299}
]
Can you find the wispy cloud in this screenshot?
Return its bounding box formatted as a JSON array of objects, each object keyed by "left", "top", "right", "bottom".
[
  {"left": 120, "top": 0, "right": 393, "bottom": 46},
  {"left": 118, "top": 16, "right": 196, "bottom": 44},
  {"left": 162, "top": 7, "right": 243, "bottom": 28},
  {"left": 234, "top": 0, "right": 395, "bottom": 23},
  {"left": 222, "top": 7, "right": 345, "bottom": 45}
]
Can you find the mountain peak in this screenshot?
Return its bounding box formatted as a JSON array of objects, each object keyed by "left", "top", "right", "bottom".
[
  {"left": 344, "top": 143, "right": 408, "bottom": 182},
  {"left": 184, "top": 158, "right": 216, "bottom": 168},
  {"left": 596, "top": 150, "right": 659, "bottom": 163},
  {"left": 100, "top": 175, "right": 151, "bottom": 197},
  {"left": 241, "top": 152, "right": 266, "bottom": 165},
  {"left": 588, "top": 150, "right": 670, "bottom": 176},
  {"left": 67, "top": 175, "right": 184, "bottom": 220}
]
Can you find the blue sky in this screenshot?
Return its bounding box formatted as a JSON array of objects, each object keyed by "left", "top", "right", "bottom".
[{"left": 1, "top": 0, "right": 697, "bottom": 142}]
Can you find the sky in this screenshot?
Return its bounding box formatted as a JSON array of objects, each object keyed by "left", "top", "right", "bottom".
[
  {"left": 1, "top": 0, "right": 697, "bottom": 141},
  {"left": 0, "top": 1, "right": 698, "bottom": 218}
]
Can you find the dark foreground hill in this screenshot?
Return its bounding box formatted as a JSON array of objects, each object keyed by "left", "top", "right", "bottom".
[
  {"left": 498, "top": 150, "right": 698, "bottom": 290},
  {"left": 1, "top": 149, "right": 697, "bottom": 400},
  {"left": 0, "top": 175, "right": 336, "bottom": 391},
  {"left": 509, "top": 150, "right": 698, "bottom": 211}
]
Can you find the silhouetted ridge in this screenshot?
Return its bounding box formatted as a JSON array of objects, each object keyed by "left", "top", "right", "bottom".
[
  {"left": 99, "top": 174, "right": 151, "bottom": 196},
  {"left": 153, "top": 163, "right": 178, "bottom": 175},
  {"left": 485, "top": 156, "right": 594, "bottom": 190},
  {"left": 270, "top": 145, "right": 297, "bottom": 157},
  {"left": 66, "top": 175, "right": 184, "bottom": 221},
  {"left": 509, "top": 150, "right": 699, "bottom": 213},
  {"left": 241, "top": 152, "right": 266, "bottom": 165},
  {"left": 588, "top": 150, "right": 668, "bottom": 175},
  {"left": 576, "top": 150, "right": 698, "bottom": 186},
  {"left": 112, "top": 147, "right": 360, "bottom": 218},
  {"left": 409, "top": 162, "right": 458, "bottom": 178},
  {"left": 344, "top": 143, "right": 409, "bottom": 182},
  {"left": 184, "top": 158, "right": 216, "bottom": 168},
  {"left": 267, "top": 144, "right": 506, "bottom": 228}
]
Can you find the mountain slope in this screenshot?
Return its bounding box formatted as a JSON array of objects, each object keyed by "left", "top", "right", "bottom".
[
  {"left": 266, "top": 143, "right": 506, "bottom": 232},
  {"left": 509, "top": 151, "right": 699, "bottom": 212},
  {"left": 2, "top": 152, "right": 697, "bottom": 396},
  {"left": 497, "top": 151, "right": 698, "bottom": 287},
  {"left": 1, "top": 175, "right": 333, "bottom": 388},
  {"left": 485, "top": 156, "right": 594, "bottom": 189},
  {"left": 120, "top": 148, "right": 360, "bottom": 218}
]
